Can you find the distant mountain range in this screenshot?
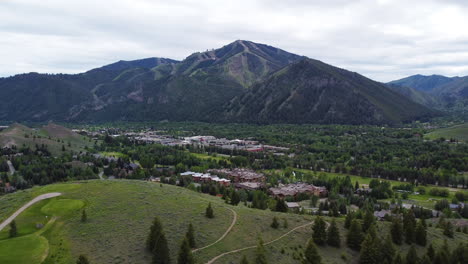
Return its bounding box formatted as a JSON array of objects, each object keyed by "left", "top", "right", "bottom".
[
  {"left": 388, "top": 74, "right": 468, "bottom": 112},
  {"left": 0, "top": 40, "right": 440, "bottom": 124}
]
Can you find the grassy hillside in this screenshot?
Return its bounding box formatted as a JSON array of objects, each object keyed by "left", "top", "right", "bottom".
[
  {"left": 0, "top": 180, "right": 466, "bottom": 264},
  {"left": 426, "top": 123, "right": 468, "bottom": 142},
  {"left": 0, "top": 123, "right": 93, "bottom": 155}
]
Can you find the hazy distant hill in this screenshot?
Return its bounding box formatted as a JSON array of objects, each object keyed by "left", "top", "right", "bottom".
[
  {"left": 0, "top": 40, "right": 437, "bottom": 124},
  {"left": 388, "top": 74, "right": 467, "bottom": 113}
]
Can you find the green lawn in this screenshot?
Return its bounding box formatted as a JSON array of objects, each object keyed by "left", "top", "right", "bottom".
[
  {"left": 0, "top": 234, "right": 48, "bottom": 264},
  {"left": 99, "top": 151, "right": 128, "bottom": 159},
  {"left": 426, "top": 123, "right": 468, "bottom": 142}
]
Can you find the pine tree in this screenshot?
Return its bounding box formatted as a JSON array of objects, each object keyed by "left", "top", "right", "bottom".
[
  {"left": 81, "top": 209, "right": 87, "bottom": 223},
  {"left": 9, "top": 220, "right": 17, "bottom": 238},
  {"left": 390, "top": 218, "right": 403, "bottom": 245},
  {"left": 392, "top": 254, "right": 402, "bottom": 264},
  {"left": 205, "top": 203, "right": 214, "bottom": 218},
  {"left": 403, "top": 210, "right": 416, "bottom": 244},
  {"left": 186, "top": 223, "right": 195, "bottom": 248},
  {"left": 414, "top": 219, "right": 426, "bottom": 246},
  {"left": 344, "top": 212, "right": 354, "bottom": 229},
  {"left": 303, "top": 240, "right": 322, "bottom": 264},
  {"left": 362, "top": 210, "right": 375, "bottom": 233},
  {"left": 419, "top": 255, "right": 431, "bottom": 264},
  {"left": 443, "top": 221, "right": 454, "bottom": 238},
  {"left": 405, "top": 245, "right": 419, "bottom": 264},
  {"left": 271, "top": 216, "right": 280, "bottom": 229},
  {"left": 283, "top": 218, "right": 288, "bottom": 228},
  {"left": 153, "top": 232, "right": 170, "bottom": 264},
  {"left": 347, "top": 219, "right": 364, "bottom": 251},
  {"left": 274, "top": 197, "right": 287, "bottom": 212},
  {"left": 380, "top": 235, "right": 395, "bottom": 264},
  {"left": 255, "top": 237, "right": 268, "bottom": 264},
  {"left": 312, "top": 216, "right": 327, "bottom": 246},
  {"left": 359, "top": 233, "right": 380, "bottom": 264},
  {"left": 327, "top": 219, "right": 341, "bottom": 248},
  {"left": 76, "top": 255, "right": 90, "bottom": 264},
  {"left": 177, "top": 238, "right": 194, "bottom": 264},
  {"left": 147, "top": 217, "right": 163, "bottom": 251},
  {"left": 426, "top": 243, "right": 435, "bottom": 260},
  {"left": 433, "top": 240, "right": 450, "bottom": 264},
  {"left": 451, "top": 243, "right": 468, "bottom": 264},
  {"left": 240, "top": 255, "right": 249, "bottom": 264}
]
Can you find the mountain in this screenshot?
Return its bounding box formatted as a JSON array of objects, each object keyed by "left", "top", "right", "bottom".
[
  {"left": 386, "top": 84, "right": 441, "bottom": 108},
  {"left": 222, "top": 59, "right": 437, "bottom": 124},
  {"left": 388, "top": 74, "right": 458, "bottom": 92},
  {"left": 0, "top": 40, "right": 438, "bottom": 124},
  {"left": 388, "top": 74, "right": 467, "bottom": 112},
  {"left": 99, "top": 57, "right": 178, "bottom": 72},
  {"left": 70, "top": 40, "right": 304, "bottom": 121}
]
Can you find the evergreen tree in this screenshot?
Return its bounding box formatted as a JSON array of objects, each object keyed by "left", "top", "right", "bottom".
[
  {"left": 76, "top": 255, "right": 90, "bottom": 264},
  {"left": 205, "top": 203, "right": 214, "bottom": 218},
  {"left": 230, "top": 190, "right": 241, "bottom": 206},
  {"left": 81, "top": 209, "right": 87, "bottom": 223},
  {"left": 255, "top": 237, "right": 268, "bottom": 264},
  {"left": 147, "top": 217, "right": 163, "bottom": 251},
  {"left": 240, "top": 255, "right": 249, "bottom": 264},
  {"left": 450, "top": 243, "right": 468, "bottom": 264},
  {"left": 271, "top": 216, "right": 280, "bottom": 229},
  {"left": 185, "top": 223, "right": 195, "bottom": 248},
  {"left": 414, "top": 219, "right": 426, "bottom": 246},
  {"left": 362, "top": 210, "right": 375, "bottom": 233},
  {"left": 443, "top": 221, "right": 454, "bottom": 238},
  {"left": 283, "top": 218, "right": 288, "bottom": 228},
  {"left": 312, "top": 216, "right": 327, "bottom": 246},
  {"left": 405, "top": 245, "right": 419, "bottom": 264},
  {"left": 9, "top": 220, "right": 17, "bottom": 238},
  {"left": 390, "top": 218, "right": 403, "bottom": 245},
  {"left": 426, "top": 243, "right": 435, "bottom": 260},
  {"left": 433, "top": 240, "right": 450, "bottom": 264},
  {"left": 380, "top": 235, "right": 395, "bottom": 264},
  {"left": 303, "top": 240, "right": 322, "bottom": 264},
  {"left": 275, "top": 198, "right": 288, "bottom": 212},
  {"left": 392, "top": 254, "right": 402, "bottom": 264},
  {"left": 327, "top": 219, "right": 341, "bottom": 248},
  {"left": 152, "top": 232, "right": 170, "bottom": 264},
  {"left": 344, "top": 212, "right": 354, "bottom": 229},
  {"left": 355, "top": 181, "right": 360, "bottom": 191},
  {"left": 403, "top": 210, "right": 416, "bottom": 244},
  {"left": 359, "top": 233, "right": 380, "bottom": 264},
  {"left": 347, "top": 219, "right": 364, "bottom": 251},
  {"left": 419, "top": 255, "right": 431, "bottom": 264},
  {"left": 177, "top": 238, "right": 194, "bottom": 264}
]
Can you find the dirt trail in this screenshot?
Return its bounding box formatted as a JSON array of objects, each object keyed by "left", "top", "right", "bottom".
[
  {"left": 193, "top": 207, "right": 238, "bottom": 253},
  {"left": 205, "top": 220, "right": 314, "bottom": 264},
  {"left": 0, "top": 192, "right": 62, "bottom": 231}
]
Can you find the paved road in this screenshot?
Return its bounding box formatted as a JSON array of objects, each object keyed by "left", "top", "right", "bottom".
[
  {"left": 0, "top": 192, "right": 62, "bottom": 232},
  {"left": 192, "top": 207, "right": 238, "bottom": 253}
]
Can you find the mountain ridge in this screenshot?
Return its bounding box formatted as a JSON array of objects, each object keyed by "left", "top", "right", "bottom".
[{"left": 0, "top": 40, "right": 438, "bottom": 125}]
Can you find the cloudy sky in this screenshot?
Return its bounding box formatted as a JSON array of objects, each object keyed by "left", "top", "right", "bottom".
[{"left": 1, "top": 0, "right": 468, "bottom": 82}]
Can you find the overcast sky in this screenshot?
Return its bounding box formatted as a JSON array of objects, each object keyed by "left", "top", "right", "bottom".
[{"left": 1, "top": 0, "right": 468, "bottom": 82}]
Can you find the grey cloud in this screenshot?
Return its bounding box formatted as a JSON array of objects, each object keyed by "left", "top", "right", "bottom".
[{"left": 1, "top": 0, "right": 468, "bottom": 82}]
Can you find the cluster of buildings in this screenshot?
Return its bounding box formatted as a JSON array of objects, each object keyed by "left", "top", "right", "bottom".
[
  {"left": 180, "top": 171, "right": 231, "bottom": 186},
  {"left": 269, "top": 183, "right": 328, "bottom": 198}
]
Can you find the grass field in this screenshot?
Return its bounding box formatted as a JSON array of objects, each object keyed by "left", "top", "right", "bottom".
[
  {"left": 0, "top": 180, "right": 466, "bottom": 264},
  {"left": 99, "top": 151, "right": 129, "bottom": 159},
  {"left": 190, "top": 152, "right": 231, "bottom": 163},
  {"left": 426, "top": 123, "right": 468, "bottom": 142},
  {"left": 0, "top": 123, "right": 93, "bottom": 156}
]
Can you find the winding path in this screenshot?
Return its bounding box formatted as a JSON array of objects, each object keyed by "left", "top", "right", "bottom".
[
  {"left": 0, "top": 192, "right": 62, "bottom": 232},
  {"left": 205, "top": 220, "right": 315, "bottom": 264},
  {"left": 193, "top": 207, "right": 238, "bottom": 253}
]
